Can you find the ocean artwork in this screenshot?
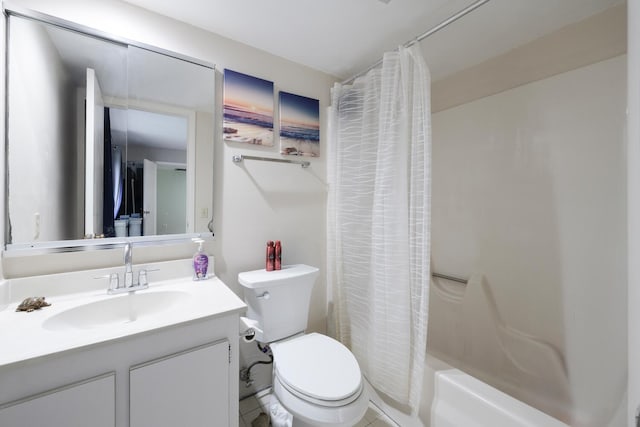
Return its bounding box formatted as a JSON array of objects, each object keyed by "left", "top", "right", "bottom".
[
  {"left": 223, "top": 69, "right": 274, "bottom": 146},
  {"left": 279, "top": 91, "right": 320, "bottom": 157}
]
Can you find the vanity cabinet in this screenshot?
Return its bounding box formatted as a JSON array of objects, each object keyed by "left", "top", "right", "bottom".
[
  {"left": 0, "top": 268, "right": 244, "bottom": 427},
  {"left": 0, "top": 310, "right": 241, "bottom": 427},
  {"left": 0, "top": 373, "right": 115, "bottom": 427},
  {"left": 130, "top": 340, "right": 230, "bottom": 427},
  {"left": 0, "top": 340, "right": 232, "bottom": 427}
]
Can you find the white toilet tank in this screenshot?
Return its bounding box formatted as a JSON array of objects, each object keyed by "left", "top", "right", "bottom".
[{"left": 239, "top": 264, "right": 319, "bottom": 343}]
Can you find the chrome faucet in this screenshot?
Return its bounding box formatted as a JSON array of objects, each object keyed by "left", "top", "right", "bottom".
[
  {"left": 124, "top": 242, "right": 134, "bottom": 287},
  {"left": 104, "top": 242, "right": 151, "bottom": 295}
]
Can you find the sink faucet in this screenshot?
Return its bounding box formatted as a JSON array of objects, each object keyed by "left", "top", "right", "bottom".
[
  {"left": 124, "top": 242, "right": 133, "bottom": 287},
  {"left": 103, "top": 242, "right": 151, "bottom": 295}
]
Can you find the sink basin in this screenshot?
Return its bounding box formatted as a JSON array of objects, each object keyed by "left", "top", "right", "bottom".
[{"left": 43, "top": 290, "right": 190, "bottom": 331}]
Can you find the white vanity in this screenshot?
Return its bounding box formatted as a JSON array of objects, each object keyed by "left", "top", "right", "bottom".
[{"left": 0, "top": 259, "right": 245, "bottom": 427}]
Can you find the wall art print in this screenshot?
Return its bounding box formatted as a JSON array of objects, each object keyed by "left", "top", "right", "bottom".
[
  {"left": 279, "top": 91, "right": 320, "bottom": 157},
  {"left": 223, "top": 69, "right": 274, "bottom": 146}
]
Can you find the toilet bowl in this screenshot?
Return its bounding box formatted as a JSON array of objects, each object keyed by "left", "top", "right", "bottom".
[
  {"left": 238, "top": 265, "right": 369, "bottom": 427},
  {"left": 270, "top": 333, "right": 368, "bottom": 427}
]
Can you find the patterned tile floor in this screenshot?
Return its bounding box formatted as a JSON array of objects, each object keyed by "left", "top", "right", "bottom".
[{"left": 239, "top": 388, "right": 397, "bottom": 427}]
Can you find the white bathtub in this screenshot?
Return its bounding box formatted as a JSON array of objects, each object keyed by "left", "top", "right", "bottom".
[
  {"left": 365, "top": 355, "right": 568, "bottom": 427},
  {"left": 430, "top": 368, "right": 569, "bottom": 427}
]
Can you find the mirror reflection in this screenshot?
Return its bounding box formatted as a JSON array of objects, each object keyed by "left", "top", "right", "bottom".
[
  {"left": 111, "top": 107, "right": 188, "bottom": 237},
  {"left": 6, "top": 15, "right": 214, "bottom": 248}
]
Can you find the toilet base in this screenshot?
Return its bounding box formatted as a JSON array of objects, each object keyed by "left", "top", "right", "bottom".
[{"left": 272, "top": 374, "right": 369, "bottom": 427}]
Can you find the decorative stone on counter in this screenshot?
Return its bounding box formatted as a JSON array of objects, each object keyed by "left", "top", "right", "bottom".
[{"left": 15, "top": 297, "right": 51, "bottom": 313}]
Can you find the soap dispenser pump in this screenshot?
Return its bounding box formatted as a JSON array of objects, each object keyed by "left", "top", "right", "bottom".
[{"left": 192, "top": 238, "right": 209, "bottom": 280}]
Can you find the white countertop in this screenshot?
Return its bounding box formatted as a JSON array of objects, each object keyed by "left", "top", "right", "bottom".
[{"left": 0, "top": 262, "right": 246, "bottom": 369}]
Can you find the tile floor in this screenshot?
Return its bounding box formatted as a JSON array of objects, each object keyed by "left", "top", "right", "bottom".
[{"left": 239, "top": 388, "right": 397, "bottom": 427}]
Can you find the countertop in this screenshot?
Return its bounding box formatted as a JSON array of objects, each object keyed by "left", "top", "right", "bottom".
[{"left": 0, "top": 262, "right": 246, "bottom": 369}]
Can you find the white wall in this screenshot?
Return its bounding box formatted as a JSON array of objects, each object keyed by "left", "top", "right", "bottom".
[
  {"left": 628, "top": 1, "right": 640, "bottom": 425},
  {"left": 8, "top": 17, "right": 77, "bottom": 242},
  {"left": 0, "top": 3, "right": 5, "bottom": 281},
  {"left": 1, "top": 0, "right": 336, "bottom": 395},
  {"left": 194, "top": 111, "right": 214, "bottom": 233},
  {"left": 428, "top": 55, "right": 627, "bottom": 426},
  {"left": 126, "top": 145, "right": 186, "bottom": 164},
  {"left": 431, "top": 3, "right": 626, "bottom": 113}
]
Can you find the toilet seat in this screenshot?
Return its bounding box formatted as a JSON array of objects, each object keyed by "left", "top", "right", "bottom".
[
  {"left": 277, "top": 370, "right": 363, "bottom": 408},
  {"left": 271, "top": 333, "right": 363, "bottom": 407}
]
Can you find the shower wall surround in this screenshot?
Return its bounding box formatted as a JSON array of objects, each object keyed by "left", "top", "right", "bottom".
[{"left": 429, "top": 55, "right": 627, "bottom": 426}]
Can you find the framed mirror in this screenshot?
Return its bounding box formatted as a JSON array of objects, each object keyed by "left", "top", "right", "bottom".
[{"left": 5, "top": 12, "right": 215, "bottom": 252}]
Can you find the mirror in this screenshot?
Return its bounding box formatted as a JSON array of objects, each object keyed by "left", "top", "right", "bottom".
[{"left": 5, "top": 14, "right": 215, "bottom": 250}]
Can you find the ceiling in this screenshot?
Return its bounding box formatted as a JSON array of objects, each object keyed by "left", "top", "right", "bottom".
[
  {"left": 110, "top": 108, "right": 188, "bottom": 152},
  {"left": 121, "top": 0, "right": 624, "bottom": 81}
]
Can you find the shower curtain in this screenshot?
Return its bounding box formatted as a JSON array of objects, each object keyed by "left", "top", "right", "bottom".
[{"left": 327, "top": 45, "right": 431, "bottom": 414}]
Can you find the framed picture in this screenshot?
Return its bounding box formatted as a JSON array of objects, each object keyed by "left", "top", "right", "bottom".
[
  {"left": 223, "top": 69, "right": 274, "bottom": 146},
  {"left": 279, "top": 91, "right": 320, "bottom": 157}
]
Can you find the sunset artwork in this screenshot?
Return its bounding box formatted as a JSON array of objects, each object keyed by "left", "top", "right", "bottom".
[
  {"left": 279, "top": 91, "right": 320, "bottom": 157},
  {"left": 223, "top": 69, "right": 274, "bottom": 146}
]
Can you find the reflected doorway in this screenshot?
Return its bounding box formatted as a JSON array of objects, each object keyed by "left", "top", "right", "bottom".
[{"left": 109, "top": 107, "right": 189, "bottom": 237}]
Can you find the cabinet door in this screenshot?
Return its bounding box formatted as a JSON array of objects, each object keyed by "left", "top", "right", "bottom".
[
  {"left": 130, "top": 340, "right": 229, "bottom": 427},
  {"left": 0, "top": 373, "right": 115, "bottom": 427}
]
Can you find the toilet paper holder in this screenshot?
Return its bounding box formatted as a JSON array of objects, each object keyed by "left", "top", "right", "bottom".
[
  {"left": 239, "top": 316, "right": 261, "bottom": 343},
  {"left": 240, "top": 327, "right": 255, "bottom": 341}
]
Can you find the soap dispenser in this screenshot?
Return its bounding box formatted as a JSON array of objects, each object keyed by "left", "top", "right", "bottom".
[{"left": 192, "top": 239, "right": 209, "bottom": 280}]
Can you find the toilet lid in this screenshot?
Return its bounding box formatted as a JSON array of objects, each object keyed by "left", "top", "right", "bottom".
[{"left": 271, "top": 333, "right": 362, "bottom": 402}]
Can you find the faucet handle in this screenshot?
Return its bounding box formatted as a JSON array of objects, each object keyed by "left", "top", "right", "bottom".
[
  {"left": 124, "top": 270, "right": 134, "bottom": 288},
  {"left": 137, "top": 268, "right": 159, "bottom": 287},
  {"left": 138, "top": 270, "right": 148, "bottom": 287},
  {"left": 108, "top": 273, "right": 120, "bottom": 291},
  {"left": 96, "top": 273, "right": 120, "bottom": 294}
]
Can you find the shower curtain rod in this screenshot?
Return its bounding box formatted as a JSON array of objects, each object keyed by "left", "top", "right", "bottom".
[{"left": 341, "top": 0, "right": 492, "bottom": 85}]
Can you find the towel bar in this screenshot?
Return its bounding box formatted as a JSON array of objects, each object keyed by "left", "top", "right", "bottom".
[
  {"left": 232, "top": 154, "right": 310, "bottom": 168},
  {"left": 432, "top": 272, "right": 467, "bottom": 284}
]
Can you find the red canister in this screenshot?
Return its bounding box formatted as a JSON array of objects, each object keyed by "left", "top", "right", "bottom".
[
  {"left": 274, "top": 241, "right": 282, "bottom": 270},
  {"left": 266, "top": 241, "right": 275, "bottom": 271}
]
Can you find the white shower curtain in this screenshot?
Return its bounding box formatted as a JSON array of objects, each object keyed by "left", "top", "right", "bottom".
[{"left": 327, "top": 45, "right": 431, "bottom": 414}]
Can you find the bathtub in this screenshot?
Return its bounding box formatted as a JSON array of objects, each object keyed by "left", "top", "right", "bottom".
[
  {"left": 431, "top": 368, "right": 569, "bottom": 427},
  {"left": 365, "top": 355, "right": 568, "bottom": 427}
]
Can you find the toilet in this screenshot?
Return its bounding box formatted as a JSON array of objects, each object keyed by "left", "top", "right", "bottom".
[{"left": 239, "top": 264, "right": 369, "bottom": 427}]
